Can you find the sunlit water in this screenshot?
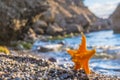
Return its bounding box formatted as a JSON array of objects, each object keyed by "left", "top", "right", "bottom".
[
  {"left": 64, "top": 30, "right": 120, "bottom": 76},
  {"left": 64, "top": 30, "right": 120, "bottom": 47},
  {"left": 33, "top": 30, "right": 120, "bottom": 77}
]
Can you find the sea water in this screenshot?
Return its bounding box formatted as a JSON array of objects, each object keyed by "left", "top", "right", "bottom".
[
  {"left": 63, "top": 30, "right": 120, "bottom": 76},
  {"left": 33, "top": 30, "right": 120, "bottom": 77}
]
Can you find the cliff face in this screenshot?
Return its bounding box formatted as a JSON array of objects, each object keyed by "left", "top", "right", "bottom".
[
  {"left": 110, "top": 4, "right": 120, "bottom": 33},
  {"left": 0, "top": 0, "right": 98, "bottom": 45},
  {"left": 0, "top": 0, "right": 48, "bottom": 45},
  {"left": 43, "top": 0, "right": 97, "bottom": 35}
]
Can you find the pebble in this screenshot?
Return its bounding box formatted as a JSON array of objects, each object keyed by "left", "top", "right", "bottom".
[
  {"left": 48, "top": 57, "right": 57, "bottom": 62},
  {"left": 14, "top": 77, "right": 22, "bottom": 80},
  {"left": 0, "top": 52, "right": 119, "bottom": 80}
]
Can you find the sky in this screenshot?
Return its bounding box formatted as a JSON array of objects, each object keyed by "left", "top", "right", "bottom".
[{"left": 84, "top": 0, "right": 120, "bottom": 18}]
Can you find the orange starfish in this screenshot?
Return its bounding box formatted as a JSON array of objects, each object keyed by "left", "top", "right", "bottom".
[{"left": 67, "top": 32, "right": 96, "bottom": 74}]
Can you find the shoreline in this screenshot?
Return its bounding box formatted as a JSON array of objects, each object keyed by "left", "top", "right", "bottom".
[{"left": 0, "top": 50, "right": 119, "bottom": 80}]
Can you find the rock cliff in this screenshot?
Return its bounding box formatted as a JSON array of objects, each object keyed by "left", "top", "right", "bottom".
[
  {"left": 0, "top": 0, "right": 98, "bottom": 45},
  {"left": 41, "top": 0, "right": 98, "bottom": 35},
  {"left": 0, "top": 0, "right": 48, "bottom": 45},
  {"left": 110, "top": 4, "right": 120, "bottom": 33}
]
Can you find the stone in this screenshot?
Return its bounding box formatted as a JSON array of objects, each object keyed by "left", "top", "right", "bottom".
[
  {"left": 46, "top": 23, "right": 63, "bottom": 35},
  {"left": 38, "top": 44, "right": 63, "bottom": 52},
  {"left": 48, "top": 57, "right": 57, "bottom": 62},
  {"left": 32, "top": 20, "right": 47, "bottom": 30},
  {"left": 54, "top": 14, "right": 67, "bottom": 27},
  {"left": 65, "top": 24, "right": 83, "bottom": 33},
  {"left": 34, "top": 28, "right": 44, "bottom": 35},
  {"left": 73, "top": 14, "right": 91, "bottom": 27},
  {"left": 14, "top": 77, "right": 22, "bottom": 80},
  {"left": 90, "top": 18, "right": 112, "bottom": 32},
  {"left": 25, "top": 28, "right": 37, "bottom": 41},
  {"left": 41, "top": 9, "right": 55, "bottom": 23},
  {"left": 33, "top": 41, "right": 63, "bottom": 52}
]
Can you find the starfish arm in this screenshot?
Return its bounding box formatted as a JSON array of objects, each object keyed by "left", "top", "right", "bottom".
[
  {"left": 67, "top": 49, "right": 77, "bottom": 56},
  {"left": 83, "top": 60, "right": 90, "bottom": 74},
  {"left": 74, "top": 62, "right": 82, "bottom": 70},
  {"left": 86, "top": 49, "right": 96, "bottom": 59},
  {"left": 79, "top": 32, "right": 87, "bottom": 51}
]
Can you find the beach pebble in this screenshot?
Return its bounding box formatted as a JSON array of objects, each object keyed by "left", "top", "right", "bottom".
[
  {"left": 0, "top": 51, "right": 119, "bottom": 80},
  {"left": 48, "top": 57, "right": 57, "bottom": 62},
  {"left": 14, "top": 77, "right": 22, "bottom": 80}
]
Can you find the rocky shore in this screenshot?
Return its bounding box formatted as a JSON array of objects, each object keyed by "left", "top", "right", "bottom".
[
  {"left": 0, "top": 0, "right": 112, "bottom": 45},
  {"left": 0, "top": 51, "right": 119, "bottom": 80}
]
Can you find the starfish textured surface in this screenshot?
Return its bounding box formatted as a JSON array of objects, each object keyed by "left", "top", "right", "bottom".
[{"left": 67, "top": 32, "right": 96, "bottom": 74}]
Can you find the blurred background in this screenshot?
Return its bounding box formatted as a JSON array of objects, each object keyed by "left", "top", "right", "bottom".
[
  {"left": 0, "top": 0, "right": 120, "bottom": 77},
  {"left": 84, "top": 0, "right": 120, "bottom": 18}
]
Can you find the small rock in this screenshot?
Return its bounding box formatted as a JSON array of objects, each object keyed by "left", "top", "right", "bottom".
[
  {"left": 48, "top": 57, "right": 57, "bottom": 62},
  {"left": 37, "top": 44, "right": 63, "bottom": 52},
  {"left": 60, "top": 73, "right": 69, "bottom": 79},
  {"left": 14, "top": 77, "right": 22, "bottom": 80},
  {"left": 46, "top": 23, "right": 63, "bottom": 36}
]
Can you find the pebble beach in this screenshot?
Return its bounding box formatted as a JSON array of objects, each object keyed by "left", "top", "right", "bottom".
[{"left": 0, "top": 51, "right": 119, "bottom": 80}]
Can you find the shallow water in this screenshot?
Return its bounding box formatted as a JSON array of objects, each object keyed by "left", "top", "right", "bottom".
[
  {"left": 63, "top": 30, "right": 120, "bottom": 76},
  {"left": 64, "top": 30, "right": 120, "bottom": 47},
  {"left": 33, "top": 30, "right": 120, "bottom": 76}
]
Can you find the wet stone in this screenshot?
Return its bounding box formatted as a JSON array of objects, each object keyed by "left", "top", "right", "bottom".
[
  {"left": 93, "top": 77, "right": 99, "bottom": 80},
  {"left": 48, "top": 57, "right": 57, "bottom": 62},
  {"left": 60, "top": 73, "right": 70, "bottom": 79},
  {"left": 14, "top": 77, "right": 22, "bottom": 80}
]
